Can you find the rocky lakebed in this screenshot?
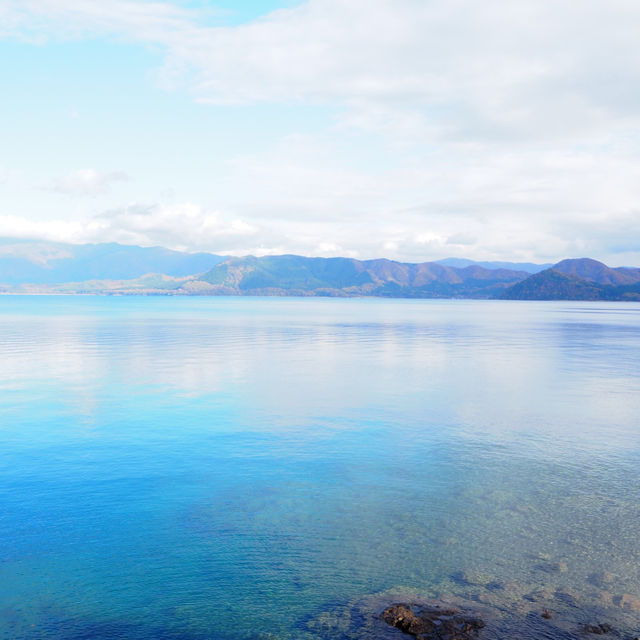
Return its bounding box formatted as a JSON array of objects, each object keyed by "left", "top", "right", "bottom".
[{"left": 303, "top": 568, "right": 640, "bottom": 640}]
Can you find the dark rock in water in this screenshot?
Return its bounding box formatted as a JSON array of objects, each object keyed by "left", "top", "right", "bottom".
[
  {"left": 584, "top": 622, "right": 614, "bottom": 634},
  {"left": 453, "top": 570, "right": 493, "bottom": 586},
  {"left": 381, "top": 603, "right": 485, "bottom": 640},
  {"left": 537, "top": 560, "right": 568, "bottom": 574},
  {"left": 306, "top": 586, "right": 634, "bottom": 640},
  {"left": 381, "top": 604, "right": 438, "bottom": 637}
]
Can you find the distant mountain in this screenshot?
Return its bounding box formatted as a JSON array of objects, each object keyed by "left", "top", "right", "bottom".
[
  {"left": 436, "top": 257, "right": 551, "bottom": 274},
  {"left": 553, "top": 258, "right": 640, "bottom": 286},
  {"left": 2, "top": 243, "right": 638, "bottom": 300},
  {"left": 0, "top": 239, "right": 226, "bottom": 285},
  {"left": 195, "top": 254, "right": 529, "bottom": 298},
  {"left": 501, "top": 258, "right": 640, "bottom": 301}
]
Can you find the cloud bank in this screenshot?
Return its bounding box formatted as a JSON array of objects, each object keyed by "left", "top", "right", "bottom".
[
  {"left": 10, "top": 0, "right": 640, "bottom": 140},
  {"left": 2, "top": 0, "right": 640, "bottom": 264}
]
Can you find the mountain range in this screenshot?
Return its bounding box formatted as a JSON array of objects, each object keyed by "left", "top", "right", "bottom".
[
  {"left": 195, "top": 254, "right": 532, "bottom": 298},
  {"left": 0, "top": 238, "right": 638, "bottom": 300}
]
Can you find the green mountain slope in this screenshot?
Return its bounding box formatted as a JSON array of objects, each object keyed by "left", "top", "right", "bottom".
[
  {"left": 553, "top": 258, "right": 640, "bottom": 285},
  {"left": 501, "top": 260, "right": 640, "bottom": 301},
  {"left": 198, "top": 254, "right": 528, "bottom": 298}
]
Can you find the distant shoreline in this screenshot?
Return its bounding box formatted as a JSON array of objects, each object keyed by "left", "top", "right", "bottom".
[
  {"left": 1, "top": 242, "right": 639, "bottom": 300},
  {"left": 2, "top": 291, "right": 639, "bottom": 302}
]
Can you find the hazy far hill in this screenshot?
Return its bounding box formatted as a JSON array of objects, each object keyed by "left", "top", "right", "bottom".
[
  {"left": 501, "top": 258, "right": 640, "bottom": 301},
  {"left": 0, "top": 239, "right": 226, "bottom": 284},
  {"left": 436, "top": 257, "right": 551, "bottom": 273}
]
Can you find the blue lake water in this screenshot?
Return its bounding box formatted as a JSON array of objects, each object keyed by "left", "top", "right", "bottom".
[{"left": 1, "top": 296, "right": 639, "bottom": 639}]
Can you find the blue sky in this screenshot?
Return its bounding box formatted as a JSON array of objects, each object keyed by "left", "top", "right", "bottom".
[{"left": 1, "top": 0, "right": 640, "bottom": 264}]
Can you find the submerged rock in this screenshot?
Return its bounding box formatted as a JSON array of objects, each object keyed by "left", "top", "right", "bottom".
[
  {"left": 380, "top": 603, "right": 485, "bottom": 640},
  {"left": 584, "top": 622, "right": 614, "bottom": 634},
  {"left": 454, "top": 570, "right": 494, "bottom": 587},
  {"left": 589, "top": 572, "right": 615, "bottom": 588},
  {"left": 612, "top": 593, "right": 640, "bottom": 611},
  {"left": 537, "top": 560, "right": 569, "bottom": 574},
  {"left": 305, "top": 584, "right": 636, "bottom": 640}
]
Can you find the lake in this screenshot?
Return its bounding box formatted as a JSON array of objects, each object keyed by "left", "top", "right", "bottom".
[{"left": 1, "top": 296, "right": 639, "bottom": 639}]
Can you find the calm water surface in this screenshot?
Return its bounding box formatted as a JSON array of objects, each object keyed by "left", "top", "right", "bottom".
[{"left": 0, "top": 297, "right": 639, "bottom": 639}]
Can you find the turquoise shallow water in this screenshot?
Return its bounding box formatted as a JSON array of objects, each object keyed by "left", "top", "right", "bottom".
[{"left": 0, "top": 296, "right": 639, "bottom": 639}]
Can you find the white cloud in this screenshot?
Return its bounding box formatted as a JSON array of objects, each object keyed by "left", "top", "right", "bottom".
[
  {"left": 85, "top": 202, "right": 259, "bottom": 252},
  {"left": 2, "top": 1, "right": 640, "bottom": 264},
  {"left": 6, "top": 0, "right": 640, "bottom": 144},
  {"left": 152, "top": 0, "right": 640, "bottom": 145},
  {"left": 0, "top": 214, "right": 82, "bottom": 242},
  {"left": 4, "top": 0, "right": 195, "bottom": 42},
  {"left": 48, "top": 169, "right": 129, "bottom": 196},
  {"left": 0, "top": 185, "right": 638, "bottom": 265},
  {"left": 447, "top": 233, "right": 476, "bottom": 247},
  {"left": 0, "top": 202, "right": 258, "bottom": 252}
]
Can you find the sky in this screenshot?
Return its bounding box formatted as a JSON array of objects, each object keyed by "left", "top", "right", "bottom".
[{"left": 1, "top": 0, "right": 640, "bottom": 265}]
